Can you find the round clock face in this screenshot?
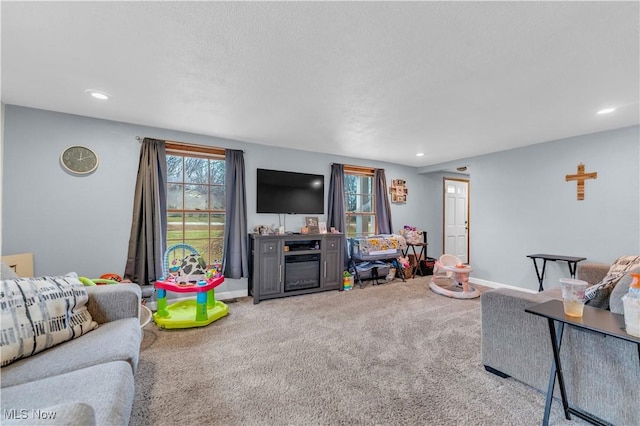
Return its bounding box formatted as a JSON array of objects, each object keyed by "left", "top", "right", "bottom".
[{"left": 61, "top": 146, "right": 99, "bottom": 175}]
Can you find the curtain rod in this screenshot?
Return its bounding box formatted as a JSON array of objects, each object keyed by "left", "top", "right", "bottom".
[{"left": 135, "top": 136, "right": 244, "bottom": 153}]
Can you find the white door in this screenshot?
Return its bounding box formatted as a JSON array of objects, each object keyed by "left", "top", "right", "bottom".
[{"left": 444, "top": 179, "right": 469, "bottom": 263}]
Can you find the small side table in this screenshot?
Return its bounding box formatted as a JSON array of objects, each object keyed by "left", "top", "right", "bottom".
[
  {"left": 526, "top": 254, "right": 586, "bottom": 291},
  {"left": 402, "top": 243, "right": 428, "bottom": 277},
  {"left": 525, "top": 300, "right": 640, "bottom": 426}
]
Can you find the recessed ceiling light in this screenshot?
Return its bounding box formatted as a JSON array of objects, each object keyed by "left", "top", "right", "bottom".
[
  {"left": 416, "top": 152, "right": 424, "bottom": 157},
  {"left": 597, "top": 107, "right": 615, "bottom": 115},
  {"left": 85, "top": 90, "right": 110, "bottom": 100}
]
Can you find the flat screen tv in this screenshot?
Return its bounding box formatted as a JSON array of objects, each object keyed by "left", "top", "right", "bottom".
[{"left": 256, "top": 168, "right": 324, "bottom": 214}]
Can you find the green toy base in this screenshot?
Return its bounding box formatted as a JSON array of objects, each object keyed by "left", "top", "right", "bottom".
[{"left": 153, "top": 299, "right": 229, "bottom": 329}]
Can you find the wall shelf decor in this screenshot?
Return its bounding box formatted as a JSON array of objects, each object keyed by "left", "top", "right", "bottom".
[{"left": 390, "top": 179, "right": 407, "bottom": 204}]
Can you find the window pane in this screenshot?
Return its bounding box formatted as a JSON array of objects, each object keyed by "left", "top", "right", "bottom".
[
  {"left": 360, "top": 215, "right": 374, "bottom": 235},
  {"left": 184, "top": 184, "right": 208, "bottom": 210},
  {"left": 356, "top": 194, "right": 373, "bottom": 213},
  {"left": 184, "top": 213, "right": 210, "bottom": 263},
  {"left": 345, "top": 215, "right": 358, "bottom": 237},
  {"left": 346, "top": 215, "right": 375, "bottom": 237},
  {"left": 210, "top": 213, "right": 225, "bottom": 237},
  {"left": 360, "top": 194, "right": 373, "bottom": 213},
  {"left": 209, "top": 185, "right": 225, "bottom": 210},
  {"left": 167, "top": 155, "right": 183, "bottom": 182},
  {"left": 210, "top": 160, "right": 225, "bottom": 185},
  {"left": 209, "top": 213, "right": 224, "bottom": 265},
  {"left": 358, "top": 176, "right": 372, "bottom": 194},
  {"left": 167, "top": 184, "right": 183, "bottom": 210},
  {"left": 345, "top": 194, "right": 373, "bottom": 213},
  {"left": 185, "top": 213, "right": 209, "bottom": 238},
  {"left": 344, "top": 174, "right": 358, "bottom": 189},
  {"left": 167, "top": 213, "right": 184, "bottom": 240},
  {"left": 184, "top": 157, "right": 209, "bottom": 184}
]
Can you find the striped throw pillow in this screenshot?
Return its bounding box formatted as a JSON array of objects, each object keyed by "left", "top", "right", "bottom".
[{"left": 1, "top": 273, "right": 98, "bottom": 367}]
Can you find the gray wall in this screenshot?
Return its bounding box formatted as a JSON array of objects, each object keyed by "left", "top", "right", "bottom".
[
  {"left": 4, "top": 106, "right": 637, "bottom": 294},
  {"left": 1, "top": 106, "right": 424, "bottom": 296},
  {"left": 421, "top": 126, "right": 640, "bottom": 291}
]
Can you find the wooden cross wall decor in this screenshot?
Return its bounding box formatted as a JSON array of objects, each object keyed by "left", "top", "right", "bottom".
[{"left": 565, "top": 163, "right": 597, "bottom": 200}]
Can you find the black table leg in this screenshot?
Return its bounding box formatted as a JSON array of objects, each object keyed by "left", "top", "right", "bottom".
[
  {"left": 543, "top": 319, "right": 570, "bottom": 426},
  {"left": 532, "top": 258, "right": 547, "bottom": 291},
  {"left": 349, "top": 258, "right": 364, "bottom": 288},
  {"left": 568, "top": 261, "right": 578, "bottom": 279}
]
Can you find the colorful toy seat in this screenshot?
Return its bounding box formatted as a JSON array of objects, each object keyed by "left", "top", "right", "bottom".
[
  {"left": 153, "top": 243, "right": 229, "bottom": 329},
  {"left": 429, "top": 254, "right": 479, "bottom": 299}
]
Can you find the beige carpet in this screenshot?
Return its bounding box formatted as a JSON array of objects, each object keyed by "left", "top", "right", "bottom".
[{"left": 130, "top": 276, "right": 586, "bottom": 425}]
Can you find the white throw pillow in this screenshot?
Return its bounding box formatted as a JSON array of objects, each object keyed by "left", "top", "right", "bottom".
[{"left": 1, "top": 273, "right": 98, "bottom": 367}]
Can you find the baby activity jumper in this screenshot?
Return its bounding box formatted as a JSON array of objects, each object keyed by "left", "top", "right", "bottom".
[{"left": 153, "top": 243, "right": 229, "bottom": 329}]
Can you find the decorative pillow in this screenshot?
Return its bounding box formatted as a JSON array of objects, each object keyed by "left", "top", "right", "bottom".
[
  {"left": 1, "top": 273, "right": 98, "bottom": 367},
  {"left": 609, "top": 266, "right": 640, "bottom": 315},
  {"left": 585, "top": 256, "right": 640, "bottom": 309},
  {"left": 585, "top": 286, "right": 614, "bottom": 310}
]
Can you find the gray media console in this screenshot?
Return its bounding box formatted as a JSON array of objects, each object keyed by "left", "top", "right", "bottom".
[{"left": 249, "top": 233, "right": 345, "bottom": 304}]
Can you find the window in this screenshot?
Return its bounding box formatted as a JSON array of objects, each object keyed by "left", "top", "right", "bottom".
[
  {"left": 344, "top": 166, "right": 376, "bottom": 238},
  {"left": 166, "top": 143, "right": 225, "bottom": 266}
]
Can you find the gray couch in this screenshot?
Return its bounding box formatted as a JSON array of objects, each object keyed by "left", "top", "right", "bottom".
[
  {"left": 481, "top": 263, "right": 640, "bottom": 426},
  {"left": 1, "top": 284, "right": 142, "bottom": 425}
]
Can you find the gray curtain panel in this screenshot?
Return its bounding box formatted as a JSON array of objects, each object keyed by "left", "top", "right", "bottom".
[
  {"left": 327, "top": 163, "right": 346, "bottom": 234},
  {"left": 374, "top": 168, "right": 394, "bottom": 234},
  {"left": 222, "top": 149, "right": 248, "bottom": 279},
  {"left": 327, "top": 163, "right": 349, "bottom": 266},
  {"left": 124, "top": 138, "right": 167, "bottom": 285}
]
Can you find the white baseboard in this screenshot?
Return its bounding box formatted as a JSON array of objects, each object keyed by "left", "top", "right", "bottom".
[
  {"left": 217, "top": 289, "right": 249, "bottom": 300},
  {"left": 144, "top": 289, "right": 248, "bottom": 311},
  {"left": 469, "top": 277, "right": 538, "bottom": 294}
]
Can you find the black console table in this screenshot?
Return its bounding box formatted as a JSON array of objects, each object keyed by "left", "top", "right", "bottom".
[
  {"left": 526, "top": 254, "right": 586, "bottom": 291},
  {"left": 525, "top": 300, "right": 640, "bottom": 426}
]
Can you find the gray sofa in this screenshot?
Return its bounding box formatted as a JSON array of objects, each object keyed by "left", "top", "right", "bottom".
[
  {"left": 481, "top": 262, "right": 640, "bottom": 426},
  {"left": 1, "top": 284, "right": 142, "bottom": 425}
]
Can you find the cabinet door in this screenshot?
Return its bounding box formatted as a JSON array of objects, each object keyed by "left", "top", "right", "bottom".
[
  {"left": 322, "top": 236, "right": 343, "bottom": 289},
  {"left": 258, "top": 240, "right": 282, "bottom": 296}
]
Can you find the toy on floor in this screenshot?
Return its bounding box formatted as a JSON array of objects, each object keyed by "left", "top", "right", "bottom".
[
  {"left": 79, "top": 272, "right": 126, "bottom": 286},
  {"left": 100, "top": 273, "right": 123, "bottom": 282},
  {"left": 429, "top": 254, "right": 479, "bottom": 299},
  {"left": 153, "top": 243, "right": 228, "bottom": 329},
  {"left": 79, "top": 277, "right": 120, "bottom": 286}
]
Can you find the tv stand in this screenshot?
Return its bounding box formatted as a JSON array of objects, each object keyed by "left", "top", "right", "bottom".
[{"left": 249, "top": 233, "right": 345, "bottom": 304}]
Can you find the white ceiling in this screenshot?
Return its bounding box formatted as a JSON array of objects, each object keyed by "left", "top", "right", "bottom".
[{"left": 2, "top": 1, "right": 638, "bottom": 167}]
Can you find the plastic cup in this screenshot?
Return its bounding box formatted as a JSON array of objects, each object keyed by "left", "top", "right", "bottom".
[{"left": 559, "top": 278, "right": 588, "bottom": 317}]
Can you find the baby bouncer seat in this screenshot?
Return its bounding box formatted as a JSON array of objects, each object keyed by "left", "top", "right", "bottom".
[
  {"left": 153, "top": 243, "right": 229, "bottom": 329},
  {"left": 429, "top": 254, "right": 479, "bottom": 299}
]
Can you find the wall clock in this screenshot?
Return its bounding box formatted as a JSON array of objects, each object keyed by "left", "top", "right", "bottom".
[{"left": 60, "top": 145, "right": 99, "bottom": 175}]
